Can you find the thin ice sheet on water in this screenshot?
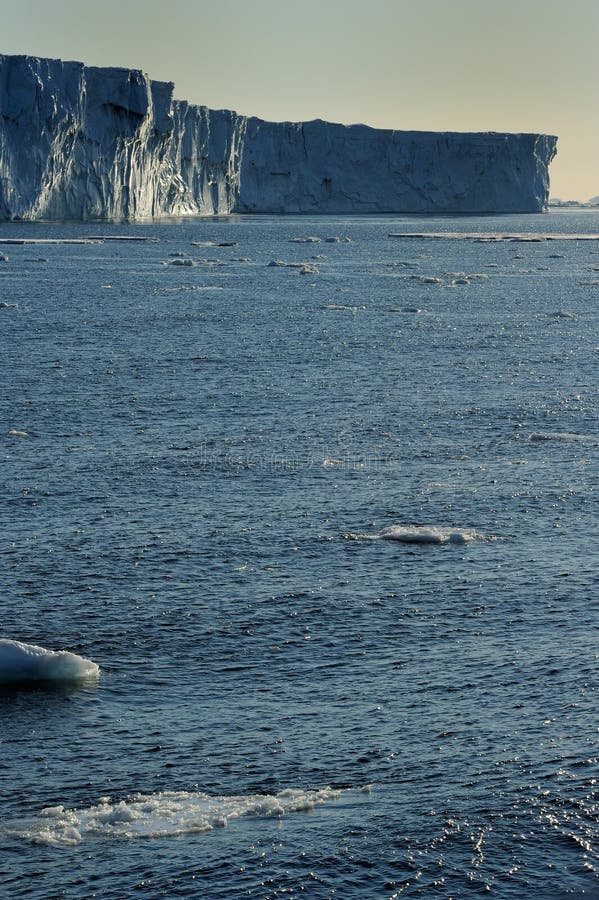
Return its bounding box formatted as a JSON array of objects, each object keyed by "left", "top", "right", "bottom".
[{"left": 10, "top": 787, "right": 344, "bottom": 846}]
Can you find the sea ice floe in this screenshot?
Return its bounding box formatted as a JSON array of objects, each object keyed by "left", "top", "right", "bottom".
[
  {"left": 267, "top": 260, "right": 312, "bottom": 270},
  {"left": 388, "top": 232, "right": 599, "bottom": 242},
  {"left": 88, "top": 236, "right": 159, "bottom": 242},
  {"left": 190, "top": 241, "right": 237, "bottom": 247},
  {"left": 289, "top": 236, "right": 321, "bottom": 243},
  {"left": 0, "top": 238, "right": 102, "bottom": 245},
  {"left": 344, "top": 525, "right": 492, "bottom": 544},
  {"left": 0, "top": 639, "right": 99, "bottom": 686},
  {"left": 11, "top": 787, "right": 343, "bottom": 846},
  {"left": 378, "top": 525, "right": 488, "bottom": 544},
  {"left": 323, "top": 304, "right": 366, "bottom": 311},
  {"left": 164, "top": 257, "right": 224, "bottom": 267},
  {"left": 528, "top": 431, "right": 593, "bottom": 442}
]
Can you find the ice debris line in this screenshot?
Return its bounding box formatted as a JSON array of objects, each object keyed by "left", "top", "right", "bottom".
[
  {"left": 0, "top": 55, "right": 557, "bottom": 220},
  {"left": 0, "top": 639, "right": 100, "bottom": 686}
]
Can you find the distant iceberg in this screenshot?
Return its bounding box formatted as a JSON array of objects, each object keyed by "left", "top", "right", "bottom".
[
  {"left": 0, "top": 639, "right": 99, "bottom": 686},
  {"left": 0, "top": 54, "right": 557, "bottom": 220}
]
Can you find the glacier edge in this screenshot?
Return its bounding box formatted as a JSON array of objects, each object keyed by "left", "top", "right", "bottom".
[{"left": 0, "top": 55, "right": 557, "bottom": 220}]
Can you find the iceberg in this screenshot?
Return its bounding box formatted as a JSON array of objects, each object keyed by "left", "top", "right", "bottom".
[
  {"left": 0, "top": 639, "right": 100, "bottom": 685},
  {"left": 0, "top": 55, "right": 557, "bottom": 220}
]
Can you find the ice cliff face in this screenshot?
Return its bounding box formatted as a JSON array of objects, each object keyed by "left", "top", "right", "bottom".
[{"left": 0, "top": 55, "right": 557, "bottom": 220}]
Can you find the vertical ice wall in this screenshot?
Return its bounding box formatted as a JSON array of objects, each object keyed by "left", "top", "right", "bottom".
[{"left": 0, "top": 55, "right": 557, "bottom": 220}]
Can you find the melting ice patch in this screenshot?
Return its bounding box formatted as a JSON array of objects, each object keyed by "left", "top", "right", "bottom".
[
  {"left": 0, "top": 639, "right": 99, "bottom": 686},
  {"left": 11, "top": 787, "right": 343, "bottom": 846},
  {"left": 344, "top": 526, "right": 492, "bottom": 544},
  {"left": 378, "top": 525, "right": 489, "bottom": 544},
  {"left": 529, "top": 431, "right": 595, "bottom": 442}
]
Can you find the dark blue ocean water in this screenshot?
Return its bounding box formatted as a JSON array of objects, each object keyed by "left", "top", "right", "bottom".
[{"left": 0, "top": 211, "right": 597, "bottom": 898}]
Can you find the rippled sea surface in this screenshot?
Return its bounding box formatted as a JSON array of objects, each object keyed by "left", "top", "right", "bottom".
[{"left": 1, "top": 211, "right": 597, "bottom": 898}]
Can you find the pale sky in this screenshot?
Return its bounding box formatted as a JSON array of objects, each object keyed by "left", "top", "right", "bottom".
[{"left": 2, "top": 0, "right": 597, "bottom": 199}]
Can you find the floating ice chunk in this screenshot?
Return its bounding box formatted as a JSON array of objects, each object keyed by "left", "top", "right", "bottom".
[
  {"left": 299, "top": 265, "right": 318, "bottom": 275},
  {"left": 388, "top": 233, "right": 599, "bottom": 242},
  {"left": 344, "top": 525, "right": 492, "bottom": 544},
  {"left": 13, "top": 786, "right": 343, "bottom": 845},
  {"left": 8, "top": 429, "right": 27, "bottom": 437},
  {"left": 323, "top": 304, "right": 366, "bottom": 311},
  {"left": 0, "top": 639, "right": 99, "bottom": 686},
  {"left": 190, "top": 240, "right": 236, "bottom": 248},
  {"left": 419, "top": 276, "right": 443, "bottom": 284},
  {"left": 164, "top": 258, "right": 196, "bottom": 266},
  {"left": 451, "top": 277, "right": 470, "bottom": 285},
  {"left": 0, "top": 238, "right": 101, "bottom": 245},
  {"left": 378, "top": 525, "right": 486, "bottom": 544},
  {"left": 88, "top": 236, "right": 159, "bottom": 242},
  {"left": 267, "top": 260, "right": 310, "bottom": 269},
  {"left": 528, "top": 431, "right": 592, "bottom": 442},
  {"left": 289, "top": 236, "right": 321, "bottom": 243}
]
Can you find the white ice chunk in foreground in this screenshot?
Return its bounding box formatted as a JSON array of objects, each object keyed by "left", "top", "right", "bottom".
[{"left": 0, "top": 639, "right": 100, "bottom": 685}]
